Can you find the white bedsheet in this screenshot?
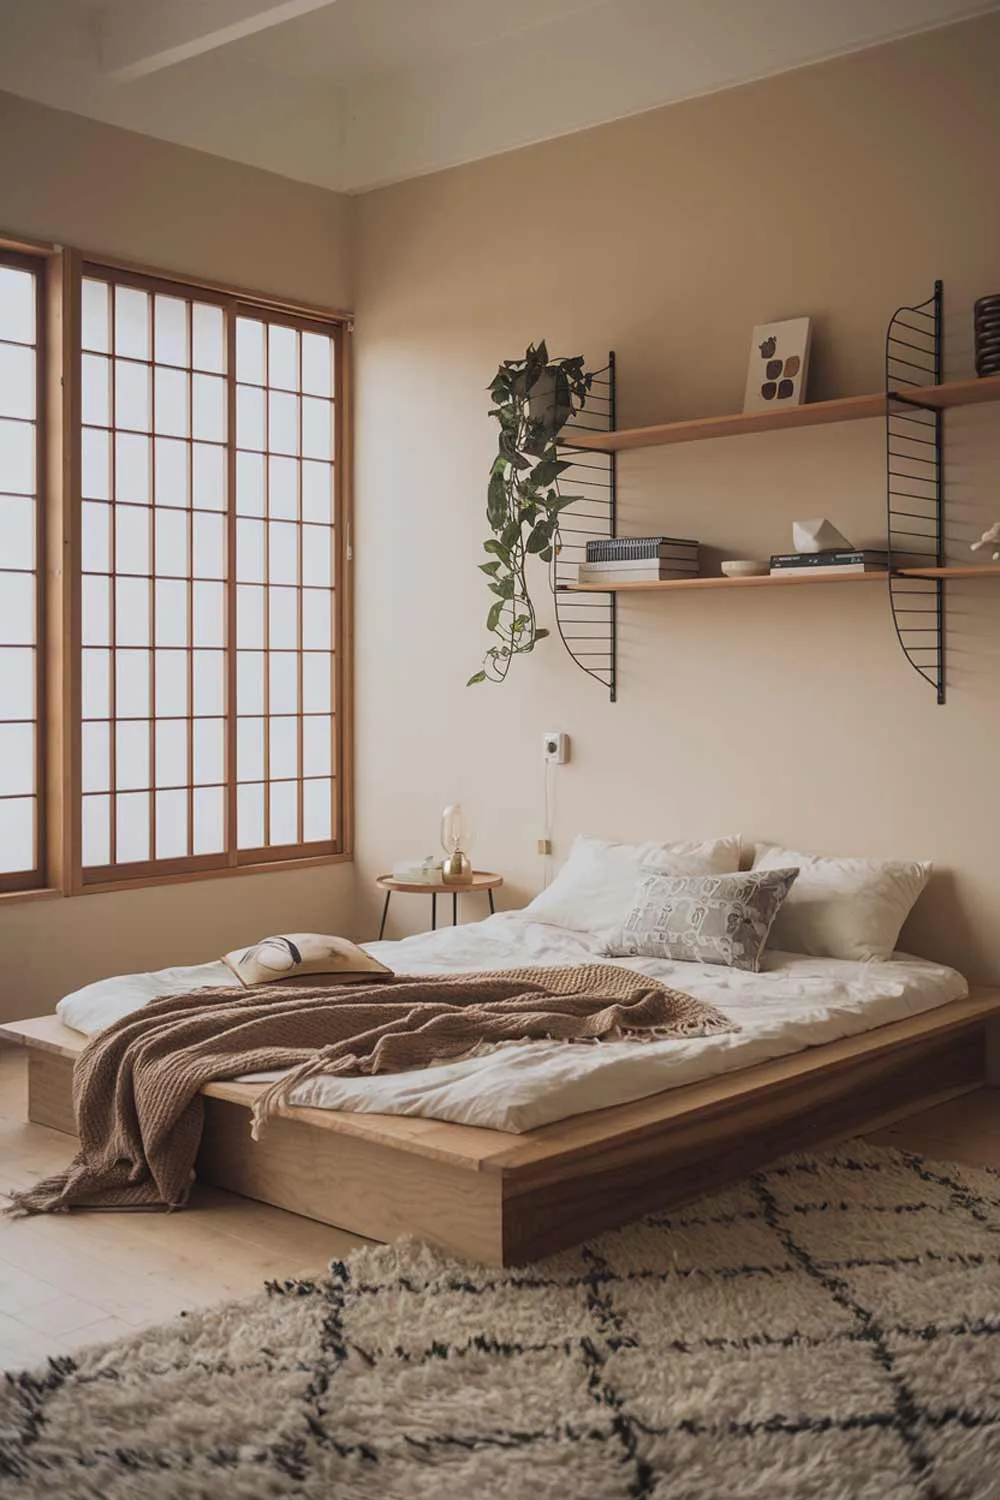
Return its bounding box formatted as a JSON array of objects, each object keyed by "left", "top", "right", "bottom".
[{"left": 56, "top": 912, "right": 968, "bottom": 1134}]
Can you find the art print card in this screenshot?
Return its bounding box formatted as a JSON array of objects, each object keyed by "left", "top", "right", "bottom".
[{"left": 743, "top": 317, "right": 812, "bottom": 411}]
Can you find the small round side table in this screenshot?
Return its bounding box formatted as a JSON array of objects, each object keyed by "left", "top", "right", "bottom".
[{"left": 375, "top": 871, "right": 503, "bottom": 940}]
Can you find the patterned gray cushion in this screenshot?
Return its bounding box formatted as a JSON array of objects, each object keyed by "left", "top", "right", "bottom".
[{"left": 606, "top": 868, "right": 799, "bottom": 971}]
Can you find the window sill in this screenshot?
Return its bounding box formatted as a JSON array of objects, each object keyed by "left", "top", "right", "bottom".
[
  {"left": 0, "top": 887, "right": 64, "bottom": 907},
  {"left": 77, "top": 850, "right": 353, "bottom": 897}
]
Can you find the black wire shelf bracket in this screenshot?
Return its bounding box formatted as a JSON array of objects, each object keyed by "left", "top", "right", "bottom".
[
  {"left": 886, "top": 280, "right": 945, "bottom": 704},
  {"left": 552, "top": 352, "right": 617, "bottom": 701}
]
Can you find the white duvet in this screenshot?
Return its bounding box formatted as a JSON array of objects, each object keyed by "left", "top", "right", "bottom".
[{"left": 56, "top": 911, "right": 969, "bottom": 1133}]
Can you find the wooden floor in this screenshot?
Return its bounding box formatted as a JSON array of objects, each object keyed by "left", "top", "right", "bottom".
[{"left": 0, "top": 1048, "right": 997, "bottom": 1373}]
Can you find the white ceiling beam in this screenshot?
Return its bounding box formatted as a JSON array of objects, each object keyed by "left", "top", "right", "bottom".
[{"left": 99, "top": 0, "right": 340, "bottom": 82}]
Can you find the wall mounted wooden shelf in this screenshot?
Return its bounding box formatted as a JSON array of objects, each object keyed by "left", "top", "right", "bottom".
[
  {"left": 561, "top": 374, "right": 1000, "bottom": 454},
  {"left": 562, "top": 565, "right": 1000, "bottom": 595}
]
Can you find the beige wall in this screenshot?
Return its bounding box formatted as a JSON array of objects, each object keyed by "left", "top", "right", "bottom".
[
  {"left": 0, "top": 91, "right": 355, "bottom": 1019},
  {"left": 352, "top": 13, "right": 1000, "bottom": 981}
]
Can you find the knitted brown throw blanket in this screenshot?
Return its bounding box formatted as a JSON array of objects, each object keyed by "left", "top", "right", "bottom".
[{"left": 7, "top": 964, "right": 734, "bottom": 1216}]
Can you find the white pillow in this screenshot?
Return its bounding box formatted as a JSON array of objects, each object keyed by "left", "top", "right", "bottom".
[
  {"left": 752, "top": 843, "right": 931, "bottom": 961},
  {"left": 523, "top": 834, "right": 742, "bottom": 937}
]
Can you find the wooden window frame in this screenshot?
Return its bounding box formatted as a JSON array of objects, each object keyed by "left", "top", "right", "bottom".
[
  {"left": 0, "top": 236, "right": 353, "bottom": 902},
  {"left": 71, "top": 260, "right": 353, "bottom": 894}
]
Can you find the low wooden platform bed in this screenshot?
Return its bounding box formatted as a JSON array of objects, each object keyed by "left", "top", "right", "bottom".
[{"left": 4, "top": 991, "right": 999, "bottom": 1265}]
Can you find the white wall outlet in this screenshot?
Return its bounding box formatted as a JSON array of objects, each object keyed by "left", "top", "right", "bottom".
[{"left": 543, "top": 731, "right": 569, "bottom": 765}]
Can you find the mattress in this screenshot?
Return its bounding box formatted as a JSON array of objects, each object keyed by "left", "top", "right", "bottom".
[{"left": 56, "top": 912, "right": 969, "bottom": 1134}]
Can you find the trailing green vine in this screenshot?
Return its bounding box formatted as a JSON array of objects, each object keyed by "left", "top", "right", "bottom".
[{"left": 468, "top": 342, "right": 591, "bottom": 685}]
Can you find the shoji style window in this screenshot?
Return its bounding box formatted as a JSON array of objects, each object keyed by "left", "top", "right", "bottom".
[
  {"left": 0, "top": 252, "right": 44, "bottom": 892},
  {"left": 79, "top": 267, "right": 345, "bottom": 886}
]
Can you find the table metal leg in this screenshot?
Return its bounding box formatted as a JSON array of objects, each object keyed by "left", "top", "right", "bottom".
[
  {"left": 488, "top": 889, "right": 495, "bottom": 915},
  {"left": 431, "top": 892, "right": 437, "bottom": 930},
  {"left": 452, "top": 892, "right": 458, "bottom": 925},
  {"left": 378, "top": 890, "right": 391, "bottom": 940}
]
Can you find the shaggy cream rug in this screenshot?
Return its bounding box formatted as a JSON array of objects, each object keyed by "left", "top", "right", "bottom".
[{"left": 2, "top": 1141, "right": 999, "bottom": 1500}]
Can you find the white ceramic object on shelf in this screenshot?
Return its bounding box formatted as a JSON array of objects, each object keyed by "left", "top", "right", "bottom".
[
  {"left": 791, "top": 518, "right": 853, "bottom": 553},
  {"left": 720, "top": 559, "right": 769, "bottom": 578}
]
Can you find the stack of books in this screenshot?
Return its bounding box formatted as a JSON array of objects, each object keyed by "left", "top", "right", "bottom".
[
  {"left": 577, "top": 536, "right": 700, "bottom": 585},
  {"left": 769, "top": 549, "right": 890, "bottom": 577}
]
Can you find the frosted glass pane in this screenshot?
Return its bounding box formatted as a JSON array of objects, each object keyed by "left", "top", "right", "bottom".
[
  {"left": 193, "top": 512, "right": 225, "bottom": 580},
  {"left": 155, "top": 437, "right": 189, "bottom": 507},
  {"left": 116, "top": 649, "right": 150, "bottom": 718},
  {"left": 156, "top": 788, "right": 188, "bottom": 859},
  {"left": 237, "top": 717, "right": 264, "bottom": 781},
  {"left": 81, "top": 501, "right": 110, "bottom": 574},
  {"left": 81, "top": 353, "right": 109, "bottom": 428},
  {"left": 82, "top": 794, "right": 110, "bottom": 867},
  {"left": 301, "top": 461, "right": 333, "bottom": 524},
  {"left": 0, "top": 344, "right": 35, "bottom": 421},
  {"left": 193, "top": 651, "right": 224, "bottom": 715},
  {"left": 116, "top": 504, "right": 150, "bottom": 575},
  {"left": 0, "top": 572, "right": 34, "bottom": 645},
  {"left": 302, "top": 398, "right": 333, "bottom": 461},
  {"left": 0, "top": 267, "right": 35, "bottom": 345},
  {"left": 192, "top": 443, "right": 225, "bottom": 511},
  {"left": 0, "top": 417, "right": 34, "bottom": 494},
  {"left": 237, "top": 452, "right": 264, "bottom": 516},
  {"left": 302, "top": 653, "right": 332, "bottom": 713},
  {"left": 193, "top": 374, "right": 225, "bottom": 442},
  {"left": 236, "top": 318, "right": 264, "bottom": 384},
  {"left": 155, "top": 367, "right": 189, "bottom": 438},
  {"left": 236, "top": 652, "right": 264, "bottom": 715},
  {"left": 303, "top": 715, "right": 332, "bottom": 778},
  {"left": 2, "top": 646, "right": 36, "bottom": 719},
  {"left": 193, "top": 786, "right": 224, "bottom": 854},
  {"left": 116, "top": 577, "right": 150, "bottom": 647},
  {"left": 82, "top": 428, "right": 111, "bottom": 500},
  {"left": 116, "top": 720, "right": 150, "bottom": 791},
  {"left": 155, "top": 651, "right": 187, "bottom": 718},
  {"left": 115, "top": 361, "right": 151, "bottom": 432},
  {"left": 116, "top": 433, "right": 150, "bottom": 503},
  {"left": 269, "top": 587, "right": 298, "bottom": 650},
  {"left": 155, "top": 507, "right": 188, "bottom": 577},
  {"left": 236, "top": 584, "right": 264, "bottom": 648},
  {"left": 303, "top": 778, "right": 332, "bottom": 841},
  {"left": 301, "top": 589, "right": 332, "bottom": 650},
  {"left": 268, "top": 325, "right": 298, "bottom": 391},
  {"left": 301, "top": 525, "right": 332, "bottom": 587},
  {"left": 82, "top": 648, "right": 110, "bottom": 720},
  {"left": 269, "top": 716, "right": 298, "bottom": 780},
  {"left": 236, "top": 518, "right": 264, "bottom": 583},
  {"left": 82, "top": 279, "right": 110, "bottom": 354},
  {"left": 193, "top": 717, "right": 224, "bottom": 785},
  {"left": 81, "top": 575, "right": 109, "bottom": 646},
  {"left": 269, "top": 780, "right": 298, "bottom": 846},
  {"left": 0, "top": 722, "right": 33, "bottom": 795},
  {"left": 269, "top": 521, "right": 298, "bottom": 585},
  {"left": 155, "top": 578, "right": 188, "bottom": 648},
  {"left": 0, "top": 797, "right": 34, "bottom": 872},
  {"left": 238, "top": 782, "right": 264, "bottom": 849},
  {"left": 115, "top": 287, "right": 150, "bottom": 360},
  {"left": 301, "top": 333, "right": 333, "bottom": 398},
  {"left": 155, "top": 719, "right": 188, "bottom": 787},
  {"left": 268, "top": 455, "right": 297, "bottom": 519},
  {"left": 192, "top": 304, "right": 224, "bottom": 374},
  {"left": 193, "top": 581, "right": 224, "bottom": 647},
  {"left": 237, "top": 385, "right": 264, "bottom": 450},
  {"left": 269, "top": 652, "right": 298, "bottom": 714},
  {"left": 82, "top": 721, "right": 110, "bottom": 792},
  {"left": 116, "top": 791, "right": 150, "bottom": 863},
  {"left": 154, "top": 296, "right": 188, "bottom": 367},
  {"left": 0, "top": 496, "right": 35, "bottom": 571},
  {"left": 268, "top": 391, "right": 298, "bottom": 456}
]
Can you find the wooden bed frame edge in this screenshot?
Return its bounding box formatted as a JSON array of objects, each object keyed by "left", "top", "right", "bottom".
[{"left": 3, "top": 989, "right": 999, "bottom": 1266}]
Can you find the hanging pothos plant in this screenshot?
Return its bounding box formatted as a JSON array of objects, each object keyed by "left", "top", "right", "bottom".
[{"left": 468, "top": 342, "right": 592, "bottom": 685}]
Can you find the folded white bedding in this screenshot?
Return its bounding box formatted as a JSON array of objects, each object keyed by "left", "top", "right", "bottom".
[{"left": 55, "top": 911, "right": 969, "bottom": 1134}]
